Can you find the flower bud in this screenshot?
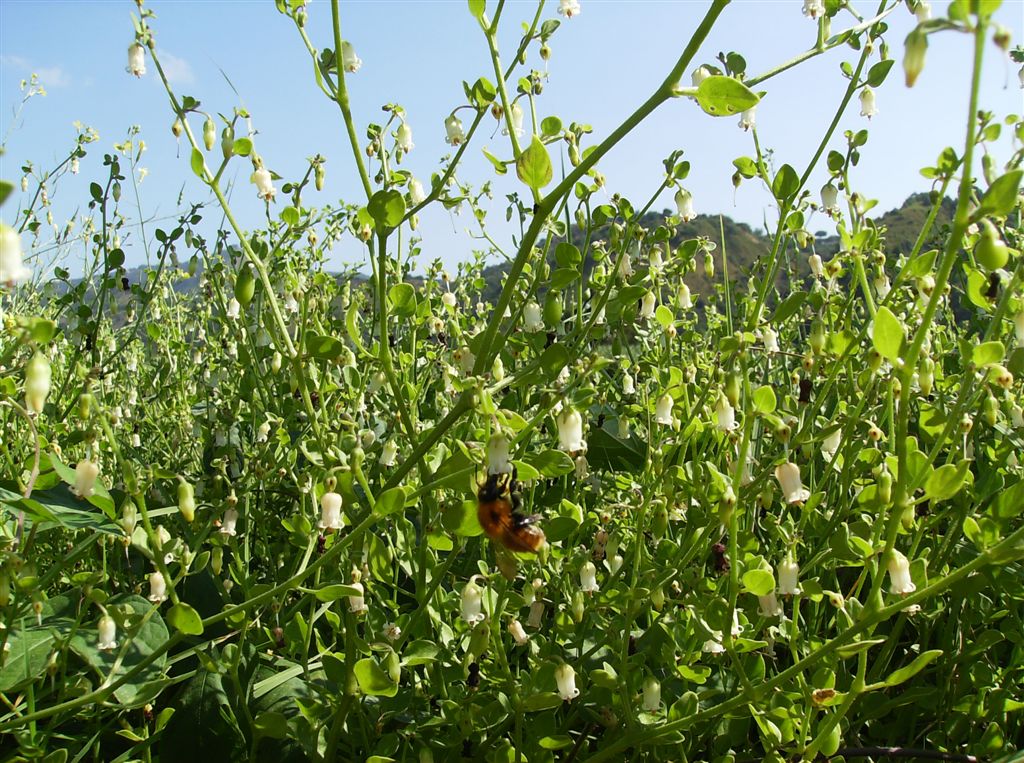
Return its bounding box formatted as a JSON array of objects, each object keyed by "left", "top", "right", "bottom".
[
  {"left": 642, "top": 677, "right": 661, "bottom": 711},
  {"left": 203, "top": 116, "right": 216, "bottom": 150},
  {"left": 221, "top": 125, "right": 235, "bottom": 160},
  {"left": 903, "top": 28, "right": 928, "bottom": 87},
  {"left": 24, "top": 351, "right": 51, "bottom": 414},
  {"left": 177, "top": 481, "right": 196, "bottom": 522}
]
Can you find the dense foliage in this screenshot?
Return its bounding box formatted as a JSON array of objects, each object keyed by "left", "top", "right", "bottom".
[{"left": 1, "top": 0, "right": 1023, "bottom": 761}]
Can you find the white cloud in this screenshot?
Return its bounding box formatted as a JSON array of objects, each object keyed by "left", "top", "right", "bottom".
[
  {"left": 0, "top": 55, "right": 70, "bottom": 87},
  {"left": 35, "top": 66, "right": 71, "bottom": 88},
  {"left": 158, "top": 51, "right": 195, "bottom": 86}
]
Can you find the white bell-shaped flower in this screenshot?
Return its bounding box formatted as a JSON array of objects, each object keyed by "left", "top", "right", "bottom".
[
  {"left": 148, "top": 571, "right": 168, "bottom": 603},
  {"left": 226, "top": 297, "right": 240, "bottom": 320},
  {"left": 758, "top": 592, "right": 783, "bottom": 618},
  {"left": 715, "top": 393, "right": 737, "bottom": 432},
  {"left": 508, "top": 619, "right": 529, "bottom": 646},
  {"left": 74, "top": 459, "right": 100, "bottom": 498},
  {"left": 778, "top": 556, "right": 801, "bottom": 596},
  {"left": 762, "top": 326, "right": 779, "bottom": 353},
  {"left": 461, "top": 578, "right": 485, "bottom": 624},
  {"left": 558, "top": 0, "right": 581, "bottom": 18},
  {"left": 887, "top": 549, "right": 916, "bottom": 595},
  {"left": 802, "top": 0, "right": 825, "bottom": 19},
  {"left": 822, "top": 428, "right": 842, "bottom": 462},
  {"left": 127, "top": 42, "right": 147, "bottom": 77},
  {"left": 691, "top": 66, "right": 711, "bottom": 87},
  {"left": 639, "top": 291, "right": 656, "bottom": 320},
  {"left": 859, "top": 87, "right": 878, "bottom": 119},
  {"left": 97, "top": 615, "right": 118, "bottom": 651},
  {"left": 341, "top": 41, "right": 362, "bottom": 73},
  {"left": 524, "top": 301, "right": 543, "bottom": 332},
  {"left": 555, "top": 664, "right": 580, "bottom": 700},
  {"left": 809, "top": 254, "right": 824, "bottom": 278},
  {"left": 348, "top": 580, "right": 369, "bottom": 614},
  {"left": 738, "top": 106, "right": 756, "bottom": 131},
  {"left": 380, "top": 440, "right": 399, "bottom": 467},
  {"left": 1, "top": 223, "right": 30, "bottom": 287},
  {"left": 318, "top": 491, "right": 344, "bottom": 531},
  {"left": 221, "top": 508, "right": 239, "bottom": 536},
  {"left": 622, "top": 372, "right": 635, "bottom": 395},
  {"left": 775, "top": 462, "right": 810, "bottom": 504},
  {"left": 396, "top": 122, "right": 414, "bottom": 151},
  {"left": 445, "top": 115, "right": 465, "bottom": 146},
  {"left": 487, "top": 433, "right": 511, "bottom": 475},
  {"left": 580, "top": 561, "right": 599, "bottom": 593},
  {"left": 410, "top": 177, "right": 427, "bottom": 205},
  {"left": 675, "top": 188, "right": 696, "bottom": 222},
  {"left": 253, "top": 166, "right": 275, "bottom": 201},
  {"left": 655, "top": 394, "right": 674, "bottom": 426},
  {"left": 557, "top": 408, "right": 586, "bottom": 453},
  {"left": 677, "top": 283, "right": 692, "bottom": 310}
]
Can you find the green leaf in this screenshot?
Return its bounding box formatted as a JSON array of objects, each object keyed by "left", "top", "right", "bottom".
[
  {"left": 232, "top": 137, "right": 253, "bottom": 156},
  {"left": 443, "top": 500, "right": 485, "bottom": 537},
  {"left": 0, "top": 179, "right": 12, "bottom": 207},
  {"left": 190, "top": 148, "right": 207, "bottom": 179},
  {"left": 375, "top": 487, "right": 407, "bottom": 517},
  {"left": 467, "top": 0, "right": 485, "bottom": 19},
  {"left": 742, "top": 569, "right": 775, "bottom": 597},
  {"left": 771, "top": 164, "right": 800, "bottom": 203},
  {"left": 253, "top": 711, "right": 289, "bottom": 739},
  {"left": 991, "top": 480, "right": 1024, "bottom": 519},
  {"left": 280, "top": 206, "right": 300, "bottom": 226},
  {"left": 524, "top": 449, "right": 575, "bottom": 478},
  {"left": 314, "top": 584, "right": 364, "bottom": 601},
  {"left": 771, "top": 291, "right": 806, "bottom": 323},
  {"left": 482, "top": 147, "right": 508, "bottom": 175},
  {"left": 549, "top": 267, "right": 580, "bottom": 290},
  {"left": 168, "top": 602, "right": 204, "bottom": 635},
  {"left": 925, "top": 461, "right": 970, "bottom": 502},
  {"left": 388, "top": 283, "right": 416, "bottom": 317},
  {"left": 976, "top": 169, "right": 1022, "bottom": 218},
  {"left": 866, "top": 59, "right": 895, "bottom": 87},
  {"left": 354, "top": 658, "right": 398, "bottom": 697},
  {"left": 695, "top": 75, "right": 759, "bottom": 117},
  {"left": 368, "top": 189, "right": 407, "bottom": 229},
  {"left": 972, "top": 341, "right": 1004, "bottom": 367},
  {"left": 0, "top": 628, "right": 57, "bottom": 692},
  {"left": 541, "top": 116, "right": 562, "bottom": 137},
  {"left": 884, "top": 650, "right": 943, "bottom": 687},
  {"left": 516, "top": 135, "right": 553, "bottom": 190},
  {"left": 752, "top": 385, "right": 777, "bottom": 414},
  {"left": 522, "top": 692, "right": 563, "bottom": 712},
  {"left": 872, "top": 306, "right": 904, "bottom": 363},
  {"left": 538, "top": 343, "right": 570, "bottom": 379},
  {"left": 305, "top": 332, "right": 346, "bottom": 361}
]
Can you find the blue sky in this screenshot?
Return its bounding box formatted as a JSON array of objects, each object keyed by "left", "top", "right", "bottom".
[{"left": 2, "top": 0, "right": 1022, "bottom": 275}]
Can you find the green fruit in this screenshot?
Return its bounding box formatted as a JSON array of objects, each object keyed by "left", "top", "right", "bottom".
[
  {"left": 177, "top": 481, "right": 196, "bottom": 523},
  {"left": 543, "top": 292, "right": 563, "bottom": 327},
  {"left": 975, "top": 220, "right": 1009, "bottom": 270},
  {"left": 234, "top": 266, "right": 256, "bottom": 307}
]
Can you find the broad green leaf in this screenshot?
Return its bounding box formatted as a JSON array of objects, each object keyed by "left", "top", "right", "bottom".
[
  {"left": 0, "top": 628, "right": 57, "bottom": 692},
  {"left": 742, "top": 569, "right": 775, "bottom": 596},
  {"left": 375, "top": 486, "right": 407, "bottom": 516},
  {"left": 771, "top": 164, "right": 800, "bottom": 203},
  {"left": 541, "top": 116, "right": 562, "bottom": 137},
  {"left": 314, "top": 584, "right": 364, "bottom": 601},
  {"left": 253, "top": 711, "right": 289, "bottom": 739},
  {"left": 972, "top": 341, "right": 1004, "bottom": 367},
  {"left": 771, "top": 291, "right": 806, "bottom": 323},
  {"left": 866, "top": 59, "right": 895, "bottom": 87},
  {"left": 354, "top": 658, "right": 398, "bottom": 697},
  {"left": 468, "top": 0, "right": 485, "bottom": 19},
  {"left": 752, "top": 385, "right": 776, "bottom": 413},
  {"left": 872, "top": 306, "right": 904, "bottom": 362},
  {"left": 168, "top": 602, "right": 204, "bottom": 635},
  {"left": 305, "top": 332, "right": 346, "bottom": 360},
  {"left": 884, "top": 650, "right": 943, "bottom": 687},
  {"left": 443, "top": 499, "right": 485, "bottom": 537},
  {"left": 368, "top": 189, "right": 407, "bottom": 229},
  {"left": 280, "top": 206, "right": 300, "bottom": 226},
  {"left": 976, "top": 169, "right": 1022, "bottom": 218},
  {"left": 925, "top": 461, "right": 969, "bottom": 502},
  {"left": 524, "top": 449, "right": 574, "bottom": 477},
  {"left": 516, "top": 135, "right": 553, "bottom": 190},
  {"left": 482, "top": 147, "right": 507, "bottom": 175},
  {"left": 389, "top": 283, "right": 416, "bottom": 317},
  {"left": 522, "top": 692, "right": 563, "bottom": 712},
  {"left": 695, "top": 75, "right": 759, "bottom": 117},
  {"left": 991, "top": 480, "right": 1024, "bottom": 519},
  {"left": 232, "top": 137, "right": 253, "bottom": 156}
]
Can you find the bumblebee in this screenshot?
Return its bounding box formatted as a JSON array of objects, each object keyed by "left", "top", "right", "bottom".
[{"left": 476, "top": 470, "right": 546, "bottom": 553}]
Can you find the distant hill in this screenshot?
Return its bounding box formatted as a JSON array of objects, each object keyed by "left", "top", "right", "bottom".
[{"left": 476, "top": 192, "right": 955, "bottom": 302}]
